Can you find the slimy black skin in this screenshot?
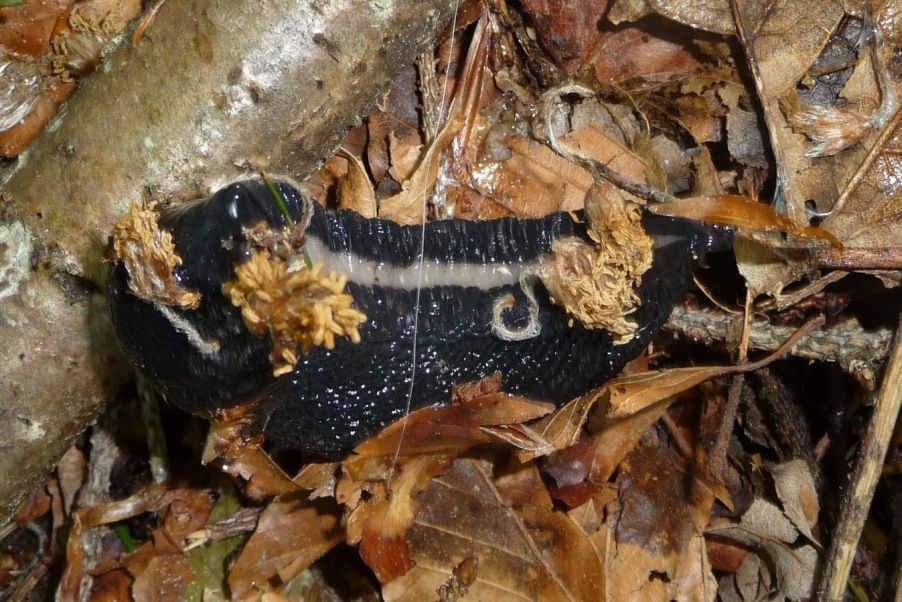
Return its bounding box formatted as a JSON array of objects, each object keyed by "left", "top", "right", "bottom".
[{"left": 108, "top": 180, "right": 729, "bottom": 457}]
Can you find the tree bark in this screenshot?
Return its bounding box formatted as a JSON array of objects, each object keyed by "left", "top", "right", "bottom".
[{"left": 0, "top": 0, "right": 456, "bottom": 524}]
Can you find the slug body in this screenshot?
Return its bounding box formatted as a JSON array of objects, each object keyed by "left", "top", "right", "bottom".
[{"left": 109, "top": 181, "right": 724, "bottom": 457}]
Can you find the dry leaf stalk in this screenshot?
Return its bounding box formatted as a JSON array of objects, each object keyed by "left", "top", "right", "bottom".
[
  {"left": 111, "top": 202, "right": 201, "bottom": 310},
  {"left": 223, "top": 250, "right": 367, "bottom": 376}
]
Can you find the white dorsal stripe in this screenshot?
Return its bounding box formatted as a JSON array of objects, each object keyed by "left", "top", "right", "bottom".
[{"left": 297, "top": 235, "right": 530, "bottom": 290}]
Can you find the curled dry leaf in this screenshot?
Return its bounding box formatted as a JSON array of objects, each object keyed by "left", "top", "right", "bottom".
[
  {"left": 708, "top": 499, "right": 819, "bottom": 601},
  {"left": 379, "top": 14, "right": 489, "bottom": 224},
  {"left": 351, "top": 455, "right": 451, "bottom": 583},
  {"left": 349, "top": 387, "right": 554, "bottom": 459},
  {"left": 336, "top": 148, "right": 377, "bottom": 218},
  {"left": 647, "top": 195, "right": 841, "bottom": 247}
]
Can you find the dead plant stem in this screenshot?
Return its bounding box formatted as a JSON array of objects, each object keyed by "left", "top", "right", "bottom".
[{"left": 817, "top": 308, "right": 902, "bottom": 600}]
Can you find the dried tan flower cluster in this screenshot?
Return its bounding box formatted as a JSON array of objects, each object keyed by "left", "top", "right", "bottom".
[
  {"left": 112, "top": 202, "right": 201, "bottom": 309},
  {"left": 538, "top": 189, "right": 653, "bottom": 344},
  {"left": 223, "top": 250, "right": 367, "bottom": 376}
]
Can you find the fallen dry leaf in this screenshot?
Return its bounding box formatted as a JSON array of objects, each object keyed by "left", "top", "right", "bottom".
[
  {"left": 708, "top": 498, "right": 819, "bottom": 601},
  {"left": 382, "top": 458, "right": 605, "bottom": 601},
  {"left": 647, "top": 195, "right": 841, "bottom": 247},
  {"left": 732, "top": 0, "right": 854, "bottom": 226},
  {"left": 337, "top": 148, "right": 377, "bottom": 218},
  {"left": 822, "top": 107, "right": 902, "bottom": 250},
  {"left": 470, "top": 135, "right": 593, "bottom": 217},
  {"left": 575, "top": 437, "right": 718, "bottom": 602},
  {"left": 379, "top": 14, "right": 489, "bottom": 224},
  {"left": 772, "top": 459, "right": 820, "bottom": 544},
  {"left": 227, "top": 495, "right": 343, "bottom": 599},
  {"left": 589, "top": 24, "right": 703, "bottom": 86},
  {"left": 350, "top": 390, "right": 553, "bottom": 460},
  {"left": 518, "top": 0, "right": 610, "bottom": 74},
  {"left": 351, "top": 455, "right": 451, "bottom": 583}
]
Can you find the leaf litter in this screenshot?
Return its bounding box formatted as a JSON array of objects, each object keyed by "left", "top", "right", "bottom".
[{"left": 3, "top": 0, "right": 902, "bottom": 600}]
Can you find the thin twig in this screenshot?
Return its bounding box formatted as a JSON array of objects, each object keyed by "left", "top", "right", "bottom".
[
  {"left": 665, "top": 305, "right": 892, "bottom": 387},
  {"left": 709, "top": 375, "right": 746, "bottom": 483},
  {"left": 809, "top": 247, "right": 902, "bottom": 270},
  {"left": 183, "top": 507, "right": 262, "bottom": 550},
  {"left": 817, "top": 308, "right": 902, "bottom": 600}
]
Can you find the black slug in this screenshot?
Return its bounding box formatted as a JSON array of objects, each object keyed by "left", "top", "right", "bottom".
[{"left": 108, "top": 180, "right": 727, "bottom": 457}]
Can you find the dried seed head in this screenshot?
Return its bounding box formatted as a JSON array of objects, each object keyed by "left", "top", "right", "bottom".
[
  {"left": 538, "top": 190, "right": 653, "bottom": 344},
  {"left": 223, "top": 249, "right": 367, "bottom": 376}
]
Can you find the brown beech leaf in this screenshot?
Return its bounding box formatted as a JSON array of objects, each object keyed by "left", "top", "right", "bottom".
[
  {"left": 608, "top": 0, "right": 735, "bottom": 35},
  {"left": 381, "top": 458, "right": 605, "bottom": 601},
  {"left": 518, "top": 0, "right": 609, "bottom": 73},
  {"left": 602, "top": 439, "right": 718, "bottom": 601},
  {"left": 589, "top": 24, "right": 703, "bottom": 86},
  {"left": 562, "top": 123, "right": 648, "bottom": 203},
  {"left": 471, "top": 135, "right": 593, "bottom": 217},
  {"left": 586, "top": 396, "right": 678, "bottom": 483},
  {"left": 732, "top": 0, "right": 848, "bottom": 224},
  {"left": 647, "top": 195, "right": 841, "bottom": 247},
  {"left": 733, "top": 0, "right": 844, "bottom": 103},
  {"left": 822, "top": 107, "right": 902, "bottom": 249},
  {"left": 351, "top": 455, "right": 451, "bottom": 583},
  {"left": 227, "top": 495, "right": 343, "bottom": 599}
]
